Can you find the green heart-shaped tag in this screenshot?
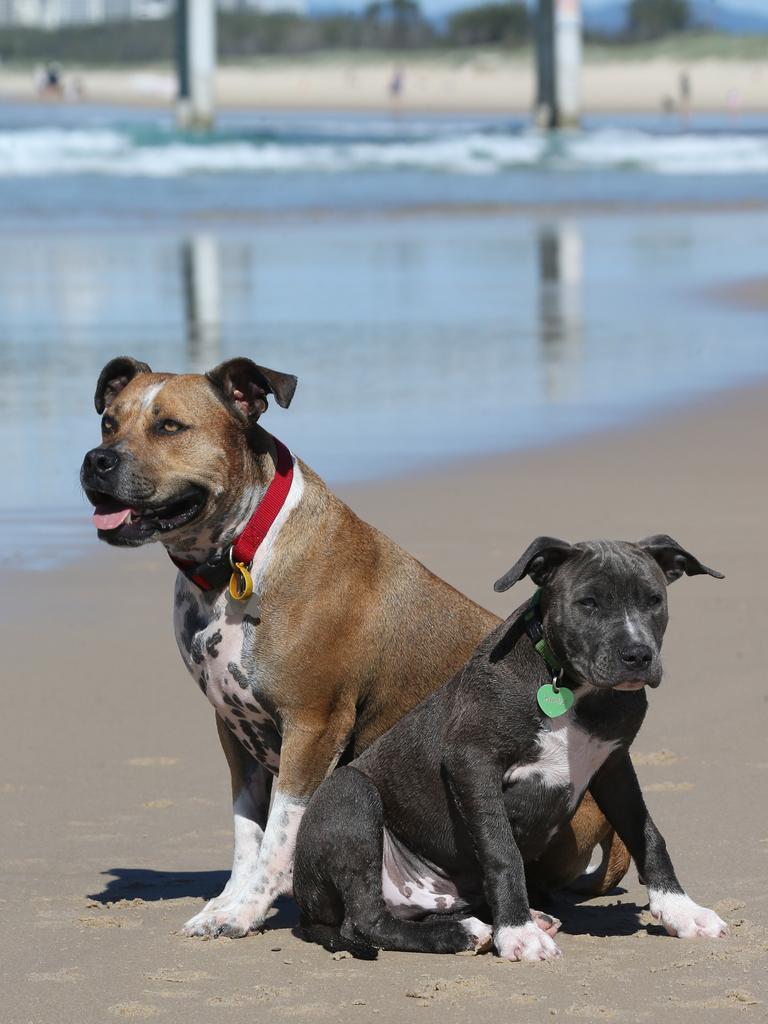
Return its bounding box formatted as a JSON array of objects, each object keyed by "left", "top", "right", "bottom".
[{"left": 537, "top": 683, "right": 574, "bottom": 718}]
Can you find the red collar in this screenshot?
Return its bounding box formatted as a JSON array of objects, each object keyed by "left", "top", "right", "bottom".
[{"left": 171, "top": 436, "right": 294, "bottom": 592}]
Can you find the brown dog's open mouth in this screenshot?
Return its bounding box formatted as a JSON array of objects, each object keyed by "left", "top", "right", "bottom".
[{"left": 87, "top": 486, "right": 207, "bottom": 543}]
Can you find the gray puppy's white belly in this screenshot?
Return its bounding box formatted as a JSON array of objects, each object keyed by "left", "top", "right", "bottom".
[{"left": 381, "top": 829, "right": 469, "bottom": 920}]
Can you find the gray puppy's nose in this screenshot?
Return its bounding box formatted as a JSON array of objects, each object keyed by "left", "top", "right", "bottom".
[
  {"left": 83, "top": 447, "right": 119, "bottom": 476},
  {"left": 620, "top": 644, "right": 653, "bottom": 670}
]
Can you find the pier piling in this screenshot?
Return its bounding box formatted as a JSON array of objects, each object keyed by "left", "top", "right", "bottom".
[
  {"left": 176, "top": 0, "right": 216, "bottom": 131},
  {"left": 535, "top": 0, "right": 582, "bottom": 129}
]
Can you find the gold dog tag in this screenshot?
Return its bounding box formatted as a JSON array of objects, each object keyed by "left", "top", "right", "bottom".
[{"left": 229, "top": 562, "right": 254, "bottom": 602}]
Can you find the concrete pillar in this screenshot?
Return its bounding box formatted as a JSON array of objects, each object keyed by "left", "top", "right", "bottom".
[
  {"left": 535, "top": 0, "right": 582, "bottom": 129},
  {"left": 176, "top": 0, "right": 216, "bottom": 131}
]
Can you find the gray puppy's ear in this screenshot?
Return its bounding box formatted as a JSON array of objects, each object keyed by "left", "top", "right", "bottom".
[
  {"left": 494, "top": 537, "right": 572, "bottom": 593},
  {"left": 95, "top": 356, "right": 152, "bottom": 413},
  {"left": 639, "top": 534, "right": 725, "bottom": 584},
  {"left": 207, "top": 357, "right": 298, "bottom": 423}
]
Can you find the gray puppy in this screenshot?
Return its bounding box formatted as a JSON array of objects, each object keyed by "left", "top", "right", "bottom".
[{"left": 293, "top": 535, "right": 728, "bottom": 960}]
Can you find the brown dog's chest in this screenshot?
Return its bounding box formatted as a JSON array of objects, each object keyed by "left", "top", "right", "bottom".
[{"left": 174, "top": 579, "right": 282, "bottom": 773}]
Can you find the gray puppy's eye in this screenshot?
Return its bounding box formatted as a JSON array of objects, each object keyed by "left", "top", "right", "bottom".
[
  {"left": 577, "top": 597, "right": 598, "bottom": 610},
  {"left": 648, "top": 593, "right": 663, "bottom": 607}
]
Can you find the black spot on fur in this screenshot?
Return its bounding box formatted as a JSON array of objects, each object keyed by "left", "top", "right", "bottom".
[
  {"left": 180, "top": 601, "right": 208, "bottom": 666},
  {"left": 205, "top": 630, "right": 223, "bottom": 658},
  {"left": 228, "top": 663, "right": 250, "bottom": 690}
]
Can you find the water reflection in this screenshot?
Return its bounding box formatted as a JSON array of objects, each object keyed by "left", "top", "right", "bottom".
[
  {"left": 181, "top": 234, "right": 222, "bottom": 368},
  {"left": 0, "top": 212, "right": 765, "bottom": 567},
  {"left": 538, "top": 221, "right": 583, "bottom": 403}
]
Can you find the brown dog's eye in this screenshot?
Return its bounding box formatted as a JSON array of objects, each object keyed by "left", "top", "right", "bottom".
[
  {"left": 102, "top": 415, "right": 116, "bottom": 434},
  {"left": 157, "top": 419, "right": 187, "bottom": 435}
]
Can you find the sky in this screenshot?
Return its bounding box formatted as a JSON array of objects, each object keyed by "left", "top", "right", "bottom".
[
  {"left": 583, "top": 0, "right": 763, "bottom": 8},
  {"left": 552, "top": 0, "right": 764, "bottom": 10},
  {"left": 417, "top": 0, "right": 768, "bottom": 19}
]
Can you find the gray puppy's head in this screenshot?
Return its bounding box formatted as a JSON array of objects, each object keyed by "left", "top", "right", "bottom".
[{"left": 494, "top": 535, "right": 723, "bottom": 691}]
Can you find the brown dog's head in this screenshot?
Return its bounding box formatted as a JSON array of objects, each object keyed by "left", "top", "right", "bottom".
[{"left": 80, "top": 356, "right": 297, "bottom": 549}]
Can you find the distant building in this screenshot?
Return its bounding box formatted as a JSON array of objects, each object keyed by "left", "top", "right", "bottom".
[
  {"left": 0, "top": 0, "right": 306, "bottom": 28},
  {"left": 0, "top": 0, "right": 172, "bottom": 27},
  {"left": 219, "top": 0, "right": 307, "bottom": 13}
]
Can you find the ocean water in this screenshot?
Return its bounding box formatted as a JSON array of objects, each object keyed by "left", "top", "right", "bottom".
[
  {"left": 4, "top": 114, "right": 768, "bottom": 178},
  {"left": 1, "top": 104, "right": 767, "bottom": 566},
  {"left": 2, "top": 106, "right": 768, "bottom": 221}
]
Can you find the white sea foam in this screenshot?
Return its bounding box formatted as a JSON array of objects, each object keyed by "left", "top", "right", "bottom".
[{"left": 1, "top": 125, "right": 767, "bottom": 177}]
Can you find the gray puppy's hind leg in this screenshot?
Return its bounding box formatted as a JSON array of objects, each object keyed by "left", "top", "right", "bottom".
[{"left": 294, "top": 767, "right": 475, "bottom": 958}]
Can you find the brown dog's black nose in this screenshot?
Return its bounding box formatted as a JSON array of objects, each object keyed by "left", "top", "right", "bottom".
[
  {"left": 620, "top": 644, "right": 653, "bottom": 670},
  {"left": 83, "top": 447, "right": 119, "bottom": 476}
]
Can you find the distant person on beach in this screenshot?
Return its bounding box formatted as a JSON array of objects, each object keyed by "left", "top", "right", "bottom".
[
  {"left": 679, "top": 70, "right": 691, "bottom": 128},
  {"left": 389, "top": 67, "right": 404, "bottom": 102},
  {"left": 38, "top": 62, "right": 63, "bottom": 99}
]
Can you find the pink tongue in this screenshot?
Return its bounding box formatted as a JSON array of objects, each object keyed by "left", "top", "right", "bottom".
[{"left": 93, "top": 505, "right": 131, "bottom": 531}]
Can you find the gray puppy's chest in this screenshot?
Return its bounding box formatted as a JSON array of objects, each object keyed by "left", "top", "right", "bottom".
[
  {"left": 173, "top": 579, "right": 282, "bottom": 773},
  {"left": 503, "top": 715, "right": 618, "bottom": 850}
]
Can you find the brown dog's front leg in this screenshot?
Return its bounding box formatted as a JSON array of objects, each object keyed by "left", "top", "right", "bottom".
[
  {"left": 186, "top": 710, "right": 354, "bottom": 939},
  {"left": 183, "top": 715, "right": 273, "bottom": 938}
]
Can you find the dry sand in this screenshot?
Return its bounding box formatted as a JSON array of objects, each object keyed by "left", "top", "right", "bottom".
[
  {"left": 1, "top": 53, "right": 766, "bottom": 112},
  {"left": 1, "top": 382, "right": 767, "bottom": 1022}
]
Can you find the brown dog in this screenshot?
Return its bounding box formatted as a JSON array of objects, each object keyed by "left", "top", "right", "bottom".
[{"left": 80, "top": 356, "right": 628, "bottom": 938}]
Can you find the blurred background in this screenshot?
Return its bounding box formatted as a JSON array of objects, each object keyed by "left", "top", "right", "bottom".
[{"left": 0, "top": 0, "right": 766, "bottom": 566}]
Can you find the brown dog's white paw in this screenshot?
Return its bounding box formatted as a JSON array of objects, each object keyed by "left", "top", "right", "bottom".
[
  {"left": 182, "top": 899, "right": 266, "bottom": 939},
  {"left": 648, "top": 891, "right": 729, "bottom": 939},
  {"left": 494, "top": 922, "right": 562, "bottom": 961}
]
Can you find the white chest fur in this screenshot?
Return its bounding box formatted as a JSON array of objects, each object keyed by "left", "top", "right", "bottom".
[
  {"left": 174, "top": 584, "right": 283, "bottom": 772},
  {"left": 504, "top": 716, "right": 618, "bottom": 807},
  {"left": 170, "top": 460, "right": 304, "bottom": 775}
]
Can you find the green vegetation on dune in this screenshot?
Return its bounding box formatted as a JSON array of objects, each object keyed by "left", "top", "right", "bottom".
[{"left": 585, "top": 32, "right": 768, "bottom": 61}]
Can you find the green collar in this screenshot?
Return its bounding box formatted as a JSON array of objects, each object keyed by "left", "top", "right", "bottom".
[{"left": 523, "top": 590, "right": 563, "bottom": 676}]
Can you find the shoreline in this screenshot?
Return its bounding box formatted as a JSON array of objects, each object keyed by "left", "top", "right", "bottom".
[
  {"left": 2, "top": 54, "right": 768, "bottom": 114},
  {"left": 3, "top": 197, "right": 768, "bottom": 236},
  {"left": 5, "top": 373, "right": 768, "bottom": 576}
]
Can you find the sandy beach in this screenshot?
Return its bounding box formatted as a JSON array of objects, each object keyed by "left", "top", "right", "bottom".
[
  {"left": 1, "top": 52, "right": 766, "bottom": 112},
  {"left": 1, "top": 379, "right": 766, "bottom": 1023}
]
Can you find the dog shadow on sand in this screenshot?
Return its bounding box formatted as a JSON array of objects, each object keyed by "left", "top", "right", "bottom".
[
  {"left": 89, "top": 869, "right": 645, "bottom": 939},
  {"left": 546, "top": 889, "right": 646, "bottom": 938}
]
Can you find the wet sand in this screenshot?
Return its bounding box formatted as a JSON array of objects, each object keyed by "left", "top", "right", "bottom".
[
  {"left": 1, "top": 382, "right": 767, "bottom": 1022},
  {"left": 713, "top": 277, "right": 768, "bottom": 311}
]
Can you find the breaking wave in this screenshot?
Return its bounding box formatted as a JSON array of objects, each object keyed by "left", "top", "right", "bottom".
[{"left": 1, "top": 123, "right": 768, "bottom": 177}]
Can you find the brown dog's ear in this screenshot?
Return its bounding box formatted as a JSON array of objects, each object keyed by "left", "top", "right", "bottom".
[
  {"left": 95, "top": 356, "right": 152, "bottom": 413},
  {"left": 494, "top": 537, "right": 572, "bottom": 593},
  {"left": 638, "top": 535, "right": 724, "bottom": 584},
  {"left": 207, "top": 358, "right": 297, "bottom": 422}
]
